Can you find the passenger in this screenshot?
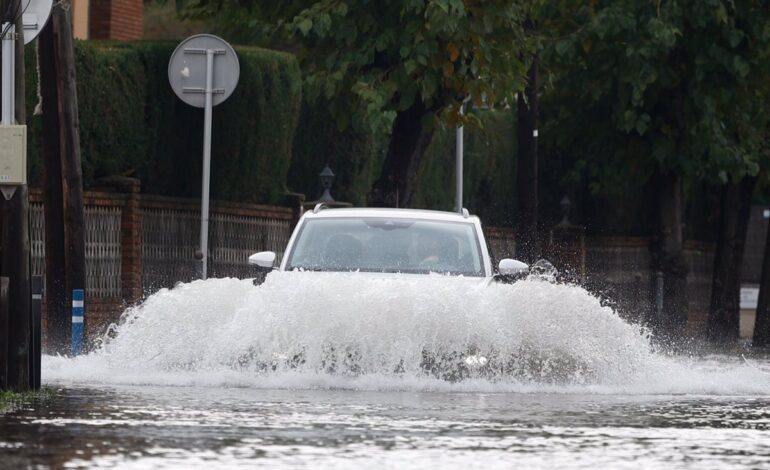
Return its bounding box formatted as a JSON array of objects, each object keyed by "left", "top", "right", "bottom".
[{"left": 323, "top": 234, "right": 362, "bottom": 271}]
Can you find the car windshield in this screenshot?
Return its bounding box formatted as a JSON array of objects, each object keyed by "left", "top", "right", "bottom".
[{"left": 286, "top": 217, "right": 484, "bottom": 276}]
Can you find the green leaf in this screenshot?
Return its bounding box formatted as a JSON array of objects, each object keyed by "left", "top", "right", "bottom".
[
  {"left": 733, "top": 57, "right": 750, "bottom": 77},
  {"left": 297, "top": 18, "right": 313, "bottom": 36}
]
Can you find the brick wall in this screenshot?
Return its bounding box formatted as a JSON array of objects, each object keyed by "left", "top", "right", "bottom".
[{"left": 89, "top": 0, "right": 143, "bottom": 40}]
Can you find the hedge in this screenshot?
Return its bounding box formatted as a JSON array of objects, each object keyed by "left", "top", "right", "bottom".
[
  {"left": 288, "top": 99, "right": 385, "bottom": 206},
  {"left": 25, "top": 40, "right": 302, "bottom": 204}
]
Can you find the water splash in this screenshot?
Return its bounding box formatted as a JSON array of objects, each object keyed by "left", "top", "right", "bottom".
[{"left": 43, "top": 272, "right": 770, "bottom": 394}]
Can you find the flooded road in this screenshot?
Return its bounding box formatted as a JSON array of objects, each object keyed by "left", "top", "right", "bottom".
[
  {"left": 2, "top": 382, "right": 769, "bottom": 469},
  {"left": 3, "top": 275, "right": 770, "bottom": 468}
]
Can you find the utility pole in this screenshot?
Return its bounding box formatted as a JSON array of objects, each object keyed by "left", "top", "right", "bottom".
[
  {"left": 0, "top": 0, "right": 30, "bottom": 391},
  {"left": 515, "top": 57, "right": 540, "bottom": 264},
  {"left": 38, "top": 0, "right": 85, "bottom": 354}
]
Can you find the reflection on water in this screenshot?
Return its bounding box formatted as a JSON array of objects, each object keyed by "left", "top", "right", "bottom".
[{"left": 1, "top": 384, "right": 769, "bottom": 469}]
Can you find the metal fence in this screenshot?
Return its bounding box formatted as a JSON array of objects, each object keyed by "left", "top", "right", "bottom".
[
  {"left": 141, "top": 207, "right": 200, "bottom": 292},
  {"left": 30, "top": 203, "right": 44, "bottom": 281},
  {"left": 140, "top": 206, "right": 293, "bottom": 293},
  {"left": 30, "top": 203, "right": 122, "bottom": 298},
  {"left": 208, "top": 212, "right": 292, "bottom": 278},
  {"left": 583, "top": 237, "right": 715, "bottom": 326},
  {"left": 85, "top": 207, "right": 122, "bottom": 297}
]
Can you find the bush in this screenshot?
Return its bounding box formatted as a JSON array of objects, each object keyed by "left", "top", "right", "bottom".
[
  {"left": 25, "top": 40, "right": 302, "bottom": 204},
  {"left": 288, "top": 99, "right": 384, "bottom": 206}
]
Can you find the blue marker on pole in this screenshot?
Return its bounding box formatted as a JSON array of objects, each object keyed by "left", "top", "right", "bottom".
[{"left": 72, "top": 289, "right": 84, "bottom": 355}]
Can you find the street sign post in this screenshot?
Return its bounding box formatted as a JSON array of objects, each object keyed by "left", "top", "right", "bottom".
[{"left": 168, "top": 34, "right": 240, "bottom": 280}]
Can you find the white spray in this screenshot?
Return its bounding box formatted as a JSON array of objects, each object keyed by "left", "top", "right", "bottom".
[{"left": 44, "top": 272, "right": 770, "bottom": 394}]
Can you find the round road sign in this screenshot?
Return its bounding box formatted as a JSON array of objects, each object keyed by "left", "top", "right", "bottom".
[
  {"left": 21, "top": 0, "right": 53, "bottom": 45},
  {"left": 168, "top": 34, "right": 240, "bottom": 108}
]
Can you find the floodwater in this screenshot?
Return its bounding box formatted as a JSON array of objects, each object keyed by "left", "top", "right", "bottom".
[{"left": 2, "top": 273, "right": 770, "bottom": 468}]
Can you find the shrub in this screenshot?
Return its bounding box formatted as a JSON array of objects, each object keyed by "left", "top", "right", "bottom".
[{"left": 25, "top": 40, "right": 302, "bottom": 204}]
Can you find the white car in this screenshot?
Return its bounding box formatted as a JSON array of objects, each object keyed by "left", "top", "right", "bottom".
[
  {"left": 249, "top": 205, "right": 529, "bottom": 281},
  {"left": 245, "top": 205, "right": 568, "bottom": 381}
]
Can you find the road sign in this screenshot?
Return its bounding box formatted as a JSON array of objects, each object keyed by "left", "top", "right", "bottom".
[
  {"left": 168, "top": 34, "right": 240, "bottom": 280},
  {"left": 22, "top": 0, "right": 54, "bottom": 45},
  {"left": 168, "top": 34, "right": 240, "bottom": 108}
]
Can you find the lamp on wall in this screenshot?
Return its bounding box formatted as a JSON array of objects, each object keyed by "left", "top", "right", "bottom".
[{"left": 319, "top": 165, "right": 335, "bottom": 202}]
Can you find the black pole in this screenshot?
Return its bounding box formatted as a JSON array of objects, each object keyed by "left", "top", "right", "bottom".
[
  {"left": 30, "top": 275, "right": 42, "bottom": 390},
  {"left": 0, "top": 277, "right": 8, "bottom": 390},
  {"left": 1, "top": 186, "right": 31, "bottom": 391}
]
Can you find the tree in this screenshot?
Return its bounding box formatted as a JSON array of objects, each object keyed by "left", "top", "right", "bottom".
[
  {"left": 540, "top": 0, "right": 770, "bottom": 341},
  {"left": 177, "top": 0, "right": 531, "bottom": 207}
]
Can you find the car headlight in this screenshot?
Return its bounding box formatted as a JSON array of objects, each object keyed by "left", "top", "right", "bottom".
[{"left": 463, "top": 354, "right": 488, "bottom": 367}]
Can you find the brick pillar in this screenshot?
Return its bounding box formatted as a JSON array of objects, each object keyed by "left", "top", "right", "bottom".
[
  {"left": 120, "top": 178, "right": 142, "bottom": 304},
  {"left": 285, "top": 192, "right": 305, "bottom": 230},
  {"left": 89, "top": 0, "right": 143, "bottom": 40}
]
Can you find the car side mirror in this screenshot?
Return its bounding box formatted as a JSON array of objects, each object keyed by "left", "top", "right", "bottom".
[
  {"left": 249, "top": 251, "right": 276, "bottom": 268},
  {"left": 498, "top": 258, "right": 529, "bottom": 276}
]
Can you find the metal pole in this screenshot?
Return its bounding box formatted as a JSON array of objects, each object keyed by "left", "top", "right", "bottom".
[
  {"left": 0, "top": 277, "right": 8, "bottom": 389},
  {"left": 200, "top": 48, "right": 214, "bottom": 280},
  {"left": 455, "top": 104, "right": 464, "bottom": 213},
  {"left": 71, "top": 289, "right": 84, "bottom": 355},
  {"left": 655, "top": 271, "right": 664, "bottom": 322},
  {"left": 30, "top": 275, "right": 41, "bottom": 390},
  {"left": 1, "top": 22, "right": 13, "bottom": 124}
]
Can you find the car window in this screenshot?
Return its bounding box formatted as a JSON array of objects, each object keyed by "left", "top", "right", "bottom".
[{"left": 286, "top": 217, "right": 484, "bottom": 276}]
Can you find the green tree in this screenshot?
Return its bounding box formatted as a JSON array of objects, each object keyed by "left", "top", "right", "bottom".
[
  {"left": 177, "top": 0, "right": 532, "bottom": 207},
  {"left": 540, "top": 0, "right": 770, "bottom": 341}
]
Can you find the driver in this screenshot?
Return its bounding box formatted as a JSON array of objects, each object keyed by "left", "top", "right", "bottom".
[{"left": 417, "top": 233, "right": 457, "bottom": 268}]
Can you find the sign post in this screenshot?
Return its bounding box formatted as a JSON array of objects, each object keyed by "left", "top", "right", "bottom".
[
  {"left": 168, "top": 34, "right": 240, "bottom": 280},
  {"left": 71, "top": 289, "right": 84, "bottom": 355}
]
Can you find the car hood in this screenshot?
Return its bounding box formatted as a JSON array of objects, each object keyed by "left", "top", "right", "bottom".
[{"left": 273, "top": 269, "right": 494, "bottom": 287}]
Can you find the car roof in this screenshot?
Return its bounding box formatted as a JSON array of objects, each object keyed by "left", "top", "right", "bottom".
[{"left": 304, "top": 207, "right": 480, "bottom": 223}]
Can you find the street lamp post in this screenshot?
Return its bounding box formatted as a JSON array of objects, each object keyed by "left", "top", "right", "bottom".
[{"left": 319, "top": 165, "right": 335, "bottom": 202}]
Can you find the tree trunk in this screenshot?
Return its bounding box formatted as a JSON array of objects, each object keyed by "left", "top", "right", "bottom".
[
  {"left": 753, "top": 216, "right": 770, "bottom": 349},
  {"left": 650, "top": 170, "right": 688, "bottom": 340},
  {"left": 367, "top": 100, "right": 434, "bottom": 208},
  {"left": 515, "top": 58, "right": 539, "bottom": 264},
  {"left": 38, "top": 2, "right": 85, "bottom": 354},
  {"left": 706, "top": 176, "right": 756, "bottom": 344}
]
